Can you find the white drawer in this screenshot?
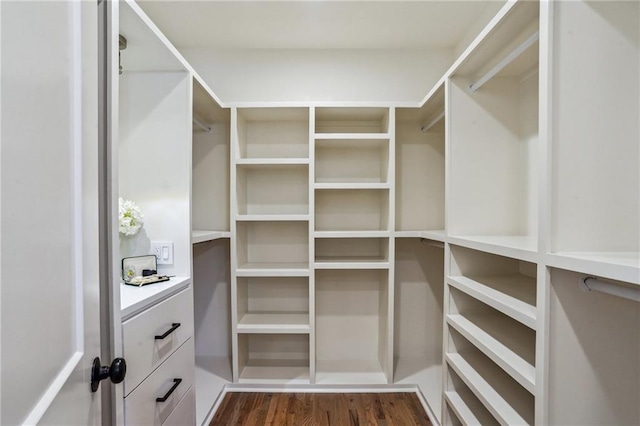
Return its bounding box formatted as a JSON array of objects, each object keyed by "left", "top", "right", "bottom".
[
  {"left": 125, "top": 339, "right": 195, "bottom": 426},
  {"left": 163, "top": 386, "right": 195, "bottom": 426},
  {"left": 123, "top": 287, "right": 194, "bottom": 395}
]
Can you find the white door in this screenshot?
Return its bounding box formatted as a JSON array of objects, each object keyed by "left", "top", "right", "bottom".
[{"left": 1, "top": 1, "right": 103, "bottom": 424}]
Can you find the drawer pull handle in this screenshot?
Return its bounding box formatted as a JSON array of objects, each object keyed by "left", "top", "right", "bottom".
[
  {"left": 155, "top": 323, "right": 181, "bottom": 340},
  {"left": 156, "top": 378, "right": 182, "bottom": 402}
]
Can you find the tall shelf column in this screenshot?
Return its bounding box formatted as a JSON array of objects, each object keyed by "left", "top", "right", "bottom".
[
  {"left": 230, "top": 107, "right": 312, "bottom": 383},
  {"left": 313, "top": 107, "right": 395, "bottom": 384}
]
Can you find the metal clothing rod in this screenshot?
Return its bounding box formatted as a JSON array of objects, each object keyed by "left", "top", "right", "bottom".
[
  {"left": 579, "top": 276, "right": 640, "bottom": 303},
  {"left": 193, "top": 117, "right": 211, "bottom": 133},
  {"left": 469, "top": 30, "right": 540, "bottom": 93},
  {"left": 420, "top": 111, "right": 445, "bottom": 133}
]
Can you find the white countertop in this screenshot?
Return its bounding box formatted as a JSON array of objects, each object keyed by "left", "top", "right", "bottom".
[{"left": 120, "top": 276, "right": 191, "bottom": 321}]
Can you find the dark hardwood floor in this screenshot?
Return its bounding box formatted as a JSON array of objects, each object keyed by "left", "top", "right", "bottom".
[{"left": 210, "top": 392, "right": 433, "bottom": 426}]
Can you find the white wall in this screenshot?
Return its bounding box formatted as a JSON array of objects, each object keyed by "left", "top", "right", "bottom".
[{"left": 181, "top": 48, "right": 453, "bottom": 104}]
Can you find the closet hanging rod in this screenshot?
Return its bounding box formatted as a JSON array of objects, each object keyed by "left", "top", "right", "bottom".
[
  {"left": 469, "top": 30, "right": 539, "bottom": 93},
  {"left": 420, "top": 111, "right": 445, "bottom": 133},
  {"left": 193, "top": 117, "right": 211, "bottom": 133},
  {"left": 579, "top": 276, "right": 640, "bottom": 303}
]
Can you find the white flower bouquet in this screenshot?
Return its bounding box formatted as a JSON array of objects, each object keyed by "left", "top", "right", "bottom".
[{"left": 119, "top": 198, "right": 144, "bottom": 236}]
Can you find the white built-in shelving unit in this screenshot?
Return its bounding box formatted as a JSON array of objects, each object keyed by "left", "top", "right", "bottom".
[
  {"left": 230, "top": 107, "right": 313, "bottom": 384},
  {"left": 114, "top": 0, "right": 640, "bottom": 425},
  {"left": 441, "top": 1, "right": 542, "bottom": 424},
  {"left": 444, "top": 244, "right": 538, "bottom": 425},
  {"left": 313, "top": 107, "right": 395, "bottom": 385}
]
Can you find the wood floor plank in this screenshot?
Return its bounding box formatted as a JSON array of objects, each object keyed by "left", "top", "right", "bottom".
[{"left": 210, "top": 392, "right": 433, "bottom": 426}]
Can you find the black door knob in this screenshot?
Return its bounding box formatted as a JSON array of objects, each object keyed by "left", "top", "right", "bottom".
[{"left": 90, "top": 357, "right": 127, "bottom": 392}]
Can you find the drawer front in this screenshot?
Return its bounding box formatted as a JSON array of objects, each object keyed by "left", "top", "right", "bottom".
[
  {"left": 163, "top": 386, "right": 195, "bottom": 426},
  {"left": 123, "top": 287, "right": 194, "bottom": 395},
  {"left": 125, "top": 339, "right": 195, "bottom": 426}
]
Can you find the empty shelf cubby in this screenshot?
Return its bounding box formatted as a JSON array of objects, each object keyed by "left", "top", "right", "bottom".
[
  {"left": 236, "top": 164, "right": 309, "bottom": 217},
  {"left": 315, "top": 189, "right": 390, "bottom": 232},
  {"left": 236, "top": 277, "right": 310, "bottom": 334},
  {"left": 315, "top": 269, "right": 391, "bottom": 384},
  {"left": 236, "top": 107, "right": 309, "bottom": 159},
  {"left": 315, "top": 138, "right": 390, "bottom": 185},
  {"left": 235, "top": 221, "right": 309, "bottom": 274},
  {"left": 315, "top": 107, "right": 390, "bottom": 134},
  {"left": 237, "top": 333, "right": 310, "bottom": 383},
  {"left": 315, "top": 237, "right": 390, "bottom": 269}
]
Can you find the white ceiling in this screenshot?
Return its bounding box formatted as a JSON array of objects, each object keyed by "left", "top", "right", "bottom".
[{"left": 137, "top": 0, "right": 501, "bottom": 50}]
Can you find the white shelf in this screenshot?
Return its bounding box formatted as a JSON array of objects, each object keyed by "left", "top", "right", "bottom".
[
  {"left": 315, "top": 359, "right": 388, "bottom": 385},
  {"left": 314, "top": 258, "right": 390, "bottom": 270},
  {"left": 445, "top": 352, "right": 534, "bottom": 426},
  {"left": 315, "top": 137, "right": 390, "bottom": 185},
  {"left": 237, "top": 313, "right": 310, "bottom": 334},
  {"left": 315, "top": 230, "right": 390, "bottom": 238},
  {"left": 238, "top": 360, "right": 310, "bottom": 384},
  {"left": 447, "top": 275, "right": 536, "bottom": 330},
  {"left": 448, "top": 235, "right": 538, "bottom": 262},
  {"left": 546, "top": 252, "right": 640, "bottom": 285},
  {"left": 395, "top": 105, "right": 445, "bottom": 233},
  {"left": 236, "top": 263, "right": 310, "bottom": 277},
  {"left": 314, "top": 107, "right": 390, "bottom": 134},
  {"left": 235, "top": 214, "right": 310, "bottom": 222},
  {"left": 315, "top": 237, "right": 390, "bottom": 270},
  {"left": 421, "top": 230, "right": 447, "bottom": 243},
  {"left": 235, "top": 107, "right": 309, "bottom": 160},
  {"left": 235, "top": 158, "right": 309, "bottom": 165},
  {"left": 315, "top": 188, "right": 390, "bottom": 232},
  {"left": 192, "top": 230, "right": 230, "bottom": 244},
  {"left": 120, "top": 276, "right": 191, "bottom": 320},
  {"left": 445, "top": 391, "right": 499, "bottom": 426},
  {"left": 447, "top": 314, "right": 535, "bottom": 393},
  {"left": 395, "top": 230, "right": 447, "bottom": 243},
  {"left": 314, "top": 183, "right": 390, "bottom": 190},
  {"left": 314, "top": 133, "right": 390, "bottom": 140}
]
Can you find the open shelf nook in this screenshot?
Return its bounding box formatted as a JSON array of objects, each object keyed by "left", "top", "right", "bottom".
[
  {"left": 448, "top": 0, "right": 540, "bottom": 253},
  {"left": 235, "top": 221, "right": 309, "bottom": 274},
  {"left": 192, "top": 79, "right": 230, "bottom": 238},
  {"left": 315, "top": 107, "right": 390, "bottom": 135},
  {"left": 396, "top": 84, "right": 445, "bottom": 233},
  {"left": 235, "top": 107, "right": 309, "bottom": 160},
  {"left": 449, "top": 245, "right": 537, "bottom": 329},
  {"left": 548, "top": 0, "right": 639, "bottom": 284},
  {"left": 315, "top": 269, "right": 391, "bottom": 385},
  {"left": 236, "top": 277, "right": 310, "bottom": 334},
  {"left": 315, "top": 138, "right": 390, "bottom": 185},
  {"left": 393, "top": 239, "right": 444, "bottom": 423},
  {"left": 236, "top": 164, "right": 309, "bottom": 217},
  {"left": 315, "top": 237, "right": 390, "bottom": 269},
  {"left": 237, "top": 333, "right": 310, "bottom": 384},
  {"left": 315, "top": 189, "right": 390, "bottom": 232}
]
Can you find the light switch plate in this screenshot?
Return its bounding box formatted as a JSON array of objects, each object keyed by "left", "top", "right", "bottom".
[{"left": 150, "top": 241, "right": 173, "bottom": 265}]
